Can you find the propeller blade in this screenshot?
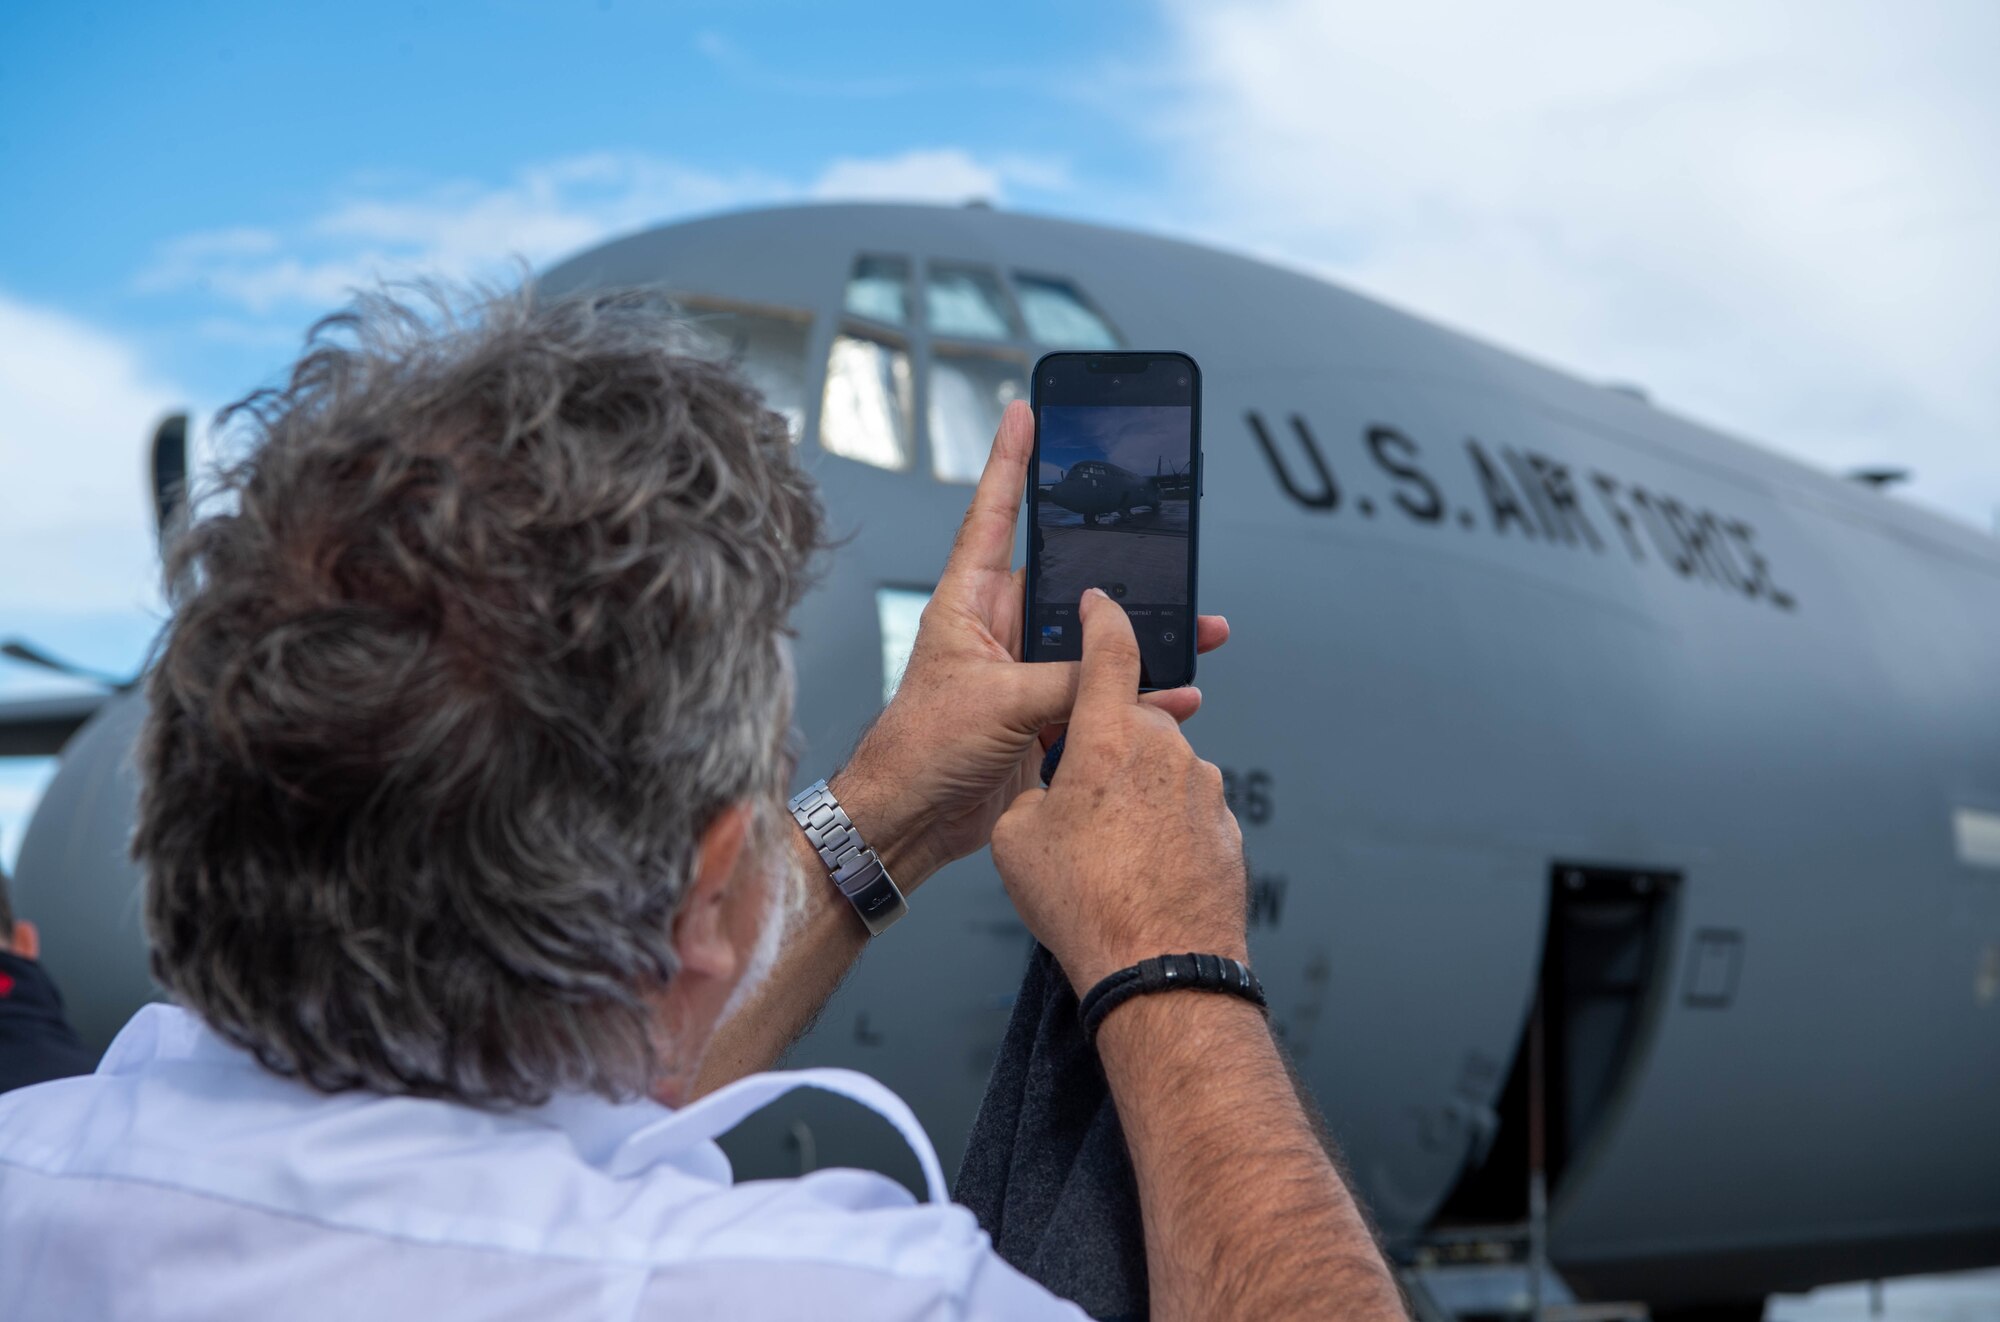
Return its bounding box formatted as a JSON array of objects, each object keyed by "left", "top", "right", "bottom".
[
  {"left": 151, "top": 412, "right": 188, "bottom": 548},
  {"left": 0, "top": 640, "right": 129, "bottom": 691}
]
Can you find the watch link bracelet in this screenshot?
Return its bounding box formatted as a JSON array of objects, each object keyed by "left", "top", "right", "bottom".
[
  {"left": 788, "top": 778, "right": 909, "bottom": 937},
  {"left": 1078, "top": 952, "right": 1267, "bottom": 1044}
]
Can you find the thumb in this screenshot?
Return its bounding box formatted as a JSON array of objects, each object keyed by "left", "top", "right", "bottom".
[
  {"left": 1003, "top": 785, "right": 1048, "bottom": 816},
  {"left": 1074, "top": 588, "right": 1142, "bottom": 721},
  {"left": 1002, "top": 657, "right": 1081, "bottom": 735},
  {"left": 994, "top": 785, "right": 1049, "bottom": 845}
]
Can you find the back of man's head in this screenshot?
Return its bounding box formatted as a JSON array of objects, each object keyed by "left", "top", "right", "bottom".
[{"left": 135, "top": 285, "right": 824, "bottom": 1107}]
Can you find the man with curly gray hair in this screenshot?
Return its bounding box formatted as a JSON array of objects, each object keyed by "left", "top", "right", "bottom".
[{"left": 0, "top": 286, "right": 1405, "bottom": 1321}]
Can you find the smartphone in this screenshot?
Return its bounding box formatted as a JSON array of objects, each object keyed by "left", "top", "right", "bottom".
[{"left": 1024, "top": 351, "right": 1201, "bottom": 689}]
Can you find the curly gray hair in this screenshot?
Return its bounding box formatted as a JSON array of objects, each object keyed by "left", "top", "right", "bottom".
[{"left": 135, "top": 284, "right": 825, "bottom": 1106}]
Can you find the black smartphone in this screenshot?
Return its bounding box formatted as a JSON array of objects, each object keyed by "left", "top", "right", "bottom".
[{"left": 1024, "top": 351, "right": 1201, "bottom": 689}]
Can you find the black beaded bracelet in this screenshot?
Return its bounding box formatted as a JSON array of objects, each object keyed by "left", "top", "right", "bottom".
[{"left": 1078, "top": 952, "right": 1267, "bottom": 1045}]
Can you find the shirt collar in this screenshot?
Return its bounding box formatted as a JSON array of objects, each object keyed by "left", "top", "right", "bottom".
[
  {"left": 103, "top": 1004, "right": 732, "bottom": 1185},
  {"left": 531, "top": 1089, "right": 679, "bottom": 1168}
]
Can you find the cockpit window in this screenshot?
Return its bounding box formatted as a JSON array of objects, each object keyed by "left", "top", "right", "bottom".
[
  {"left": 1014, "top": 274, "right": 1120, "bottom": 348},
  {"left": 817, "top": 255, "right": 1122, "bottom": 481},
  {"left": 820, "top": 330, "right": 914, "bottom": 471},
  {"left": 685, "top": 300, "right": 811, "bottom": 440},
  {"left": 844, "top": 255, "right": 910, "bottom": 327},
  {"left": 924, "top": 264, "right": 1019, "bottom": 341},
  {"left": 929, "top": 348, "right": 1025, "bottom": 484},
  {"left": 875, "top": 586, "right": 932, "bottom": 703}
]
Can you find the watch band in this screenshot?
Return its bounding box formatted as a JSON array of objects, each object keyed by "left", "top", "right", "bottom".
[
  {"left": 1078, "top": 952, "right": 1266, "bottom": 1044},
  {"left": 788, "top": 778, "right": 908, "bottom": 937}
]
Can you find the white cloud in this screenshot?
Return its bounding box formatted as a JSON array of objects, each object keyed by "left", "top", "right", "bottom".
[
  {"left": 813, "top": 149, "right": 1003, "bottom": 204},
  {"left": 1153, "top": 0, "right": 2000, "bottom": 529},
  {"left": 138, "top": 153, "right": 794, "bottom": 316},
  {"left": 811, "top": 148, "right": 1069, "bottom": 204},
  {"left": 0, "top": 291, "right": 183, "bottom": 614},
  {"left": 141, "top": 148, "right": 1068, "bottom": 319},
  {"left": 137, "top": 225, "right": 281, "bottom": 286}
]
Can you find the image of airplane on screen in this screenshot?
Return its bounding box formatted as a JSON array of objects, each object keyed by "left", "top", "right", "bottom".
[{"left": 1035, "top": 405, "right": 1192, "bottom": 606}]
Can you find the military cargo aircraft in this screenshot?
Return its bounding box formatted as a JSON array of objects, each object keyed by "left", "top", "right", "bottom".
[
  {"left": 1044, "top": 458, "right": 1161, "bottom": 524},
  {"left": 5, "top": 203, "right": 1997, "bottom": 1319},
  {"left": 1043, "top": 458, "right": 1185, "bottom": 526}
]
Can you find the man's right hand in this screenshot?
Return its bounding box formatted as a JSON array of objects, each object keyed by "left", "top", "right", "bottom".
[
  {"left": 991, "top": 588, "right": 1249, "bottom": 997},
  {"left": 990, "top": 589, "right": 1407, "bottom": 1321}
]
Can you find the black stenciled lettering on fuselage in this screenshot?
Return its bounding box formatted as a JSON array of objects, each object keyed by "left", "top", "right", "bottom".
[
  {"left": 1629, "top": 487, "right": 1697, "bottom": 576},
  {"left": 1528, "top": 452, "right": 1604, "bottom": 553},
  {"left": 1241, "top": 412, "right": 1799, "bottom": 613},
  {"left": 1248, "top": 410, "right": 1339, "bottom": 510},
  {"left": 1248, "top": 872, "right": 1288, "bottom": 930},
  {"left": 1591, "top": 472, "right": 1647, "bottom": 563},
  {"left": 1503, "top": 446, "right": 1563, "bottom": 541},
  {"left": 1366, "top": 425, "right": 1444, "bottom": 522},
  {"left": 1221, "top": 767, "right": 1274, "bottom": 825},
  {"left": 1677, "top": 504, "right": 1749, "bottom": 593},
  {"left": 1660, "top": 496, "right": 1731, "bottom": 588},
  {"left": 1465, "top": 439, "right": 1538, "bottom": 538},
  {"left": 1726, "top": 519, "right": 1797, "bottom": 610},
  {"left": 1695, "top": 510, "right": 1754, "bottom": 596}
]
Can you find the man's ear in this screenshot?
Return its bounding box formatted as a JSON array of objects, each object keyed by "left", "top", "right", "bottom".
[
  {"left": 671, "top": 802, "right": 754, "bottom": 982},
  {"left": 11, "top": 919, "right": 39, "bottom": 960}
]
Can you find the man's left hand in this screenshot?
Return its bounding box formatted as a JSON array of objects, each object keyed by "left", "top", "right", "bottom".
[{"left": 831, "top": 400, "right": 1229, "bottom": 889}]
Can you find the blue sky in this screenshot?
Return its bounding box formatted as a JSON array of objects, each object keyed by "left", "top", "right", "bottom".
[
  {"left": 2, "top": 0, "right": 1996, "bottom": 862},
  {"left": 0, "top": 1, "right": 1166, "bottom": 403},
  {"left": 1040, "top": 406, "right": 1191, "bottom": 481}
]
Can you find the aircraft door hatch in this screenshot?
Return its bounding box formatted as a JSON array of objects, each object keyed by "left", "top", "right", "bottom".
[{"left": 1430, "top": 863, "right": 1681, "bottom": 1230}]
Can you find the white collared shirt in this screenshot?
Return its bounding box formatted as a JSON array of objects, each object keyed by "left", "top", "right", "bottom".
[{"left": 0, "top": 1005, "right": 1084, "bottom": 1321}]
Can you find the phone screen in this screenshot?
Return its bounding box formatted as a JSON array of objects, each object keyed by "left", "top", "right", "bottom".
[{"left": 1025, "top": 352, "right": 1200, "bottom": 689}]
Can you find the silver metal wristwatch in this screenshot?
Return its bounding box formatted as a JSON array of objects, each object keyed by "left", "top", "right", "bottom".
[{"left": 787, "top": 778, "right": 908, "bottom": 937}]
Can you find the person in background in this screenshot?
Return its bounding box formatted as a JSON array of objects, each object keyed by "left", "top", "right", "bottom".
[{"left": 0, "top": 864, "right": 94, "bottom": 1094}]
